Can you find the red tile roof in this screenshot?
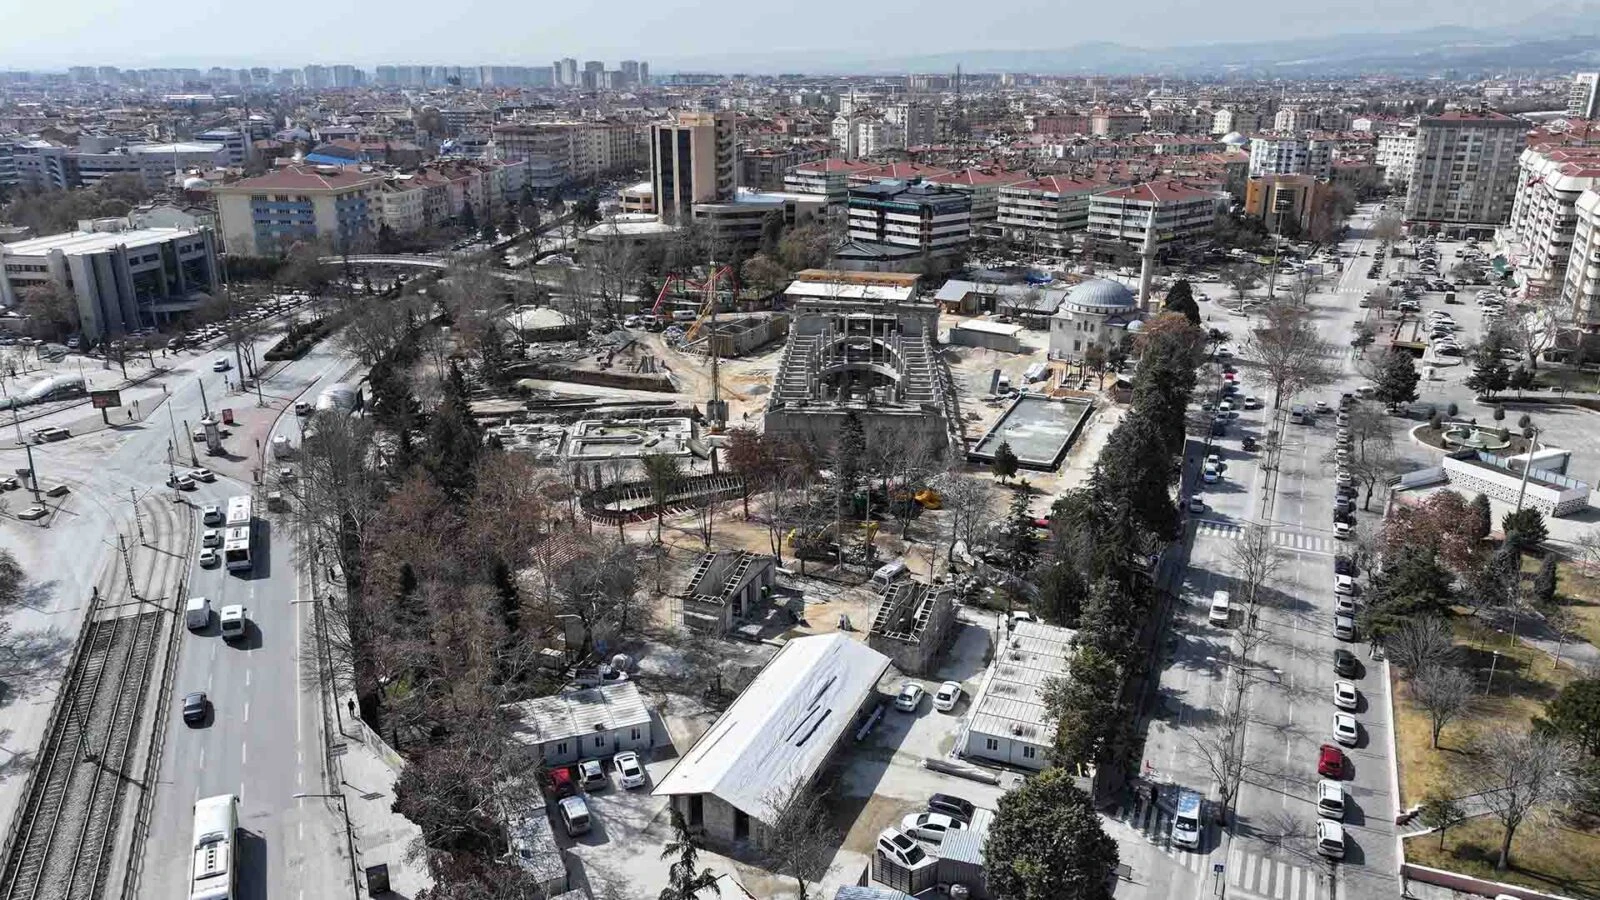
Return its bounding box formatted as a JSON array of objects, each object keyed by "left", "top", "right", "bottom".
[
  {"left": 217, "top": 164, "right": 382, "bottom": 192},
  {"left": 1002, "top": 175, "right": 1108, "bottom": 195},
  {"left": 1097, "top": 180, "right": 1221, "bottom": 203},
  {"left": 924, "top": 167, "right": 1031, "bottom": 188},
  {"left": 792, "top": 158, "right": 875, "bottom": 174}
]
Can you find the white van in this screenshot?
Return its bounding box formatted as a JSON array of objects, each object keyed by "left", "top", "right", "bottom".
[
  {"left": 871, "top": 560, "right": 909, "bottom": 589},
  {"left": 1316, "top": 780, "right": 1346, "bottom": 820},
  {"left": 1316, "top": 819, "right": 1346, "bottom": 858},
  {"left": 559, "top": 795, "right": 592, "bottom": 836},
  {"left": 219, "top": 605, "right": 247, "bottom": 641},
  {"left": 185, "top": 596, "right": 211, "bottom": 631},
  {"left": 1208, "top": 591, "right": 1231, "bottom": 626}
]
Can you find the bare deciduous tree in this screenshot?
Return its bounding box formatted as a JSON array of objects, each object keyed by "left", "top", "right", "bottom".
[
  {"left": 934, "top": 471, "right": 994, "bottom": 569},
  {"left": 1412, "top": 665, "right": 1474, "bottom": 749},
  {"left": 1226, "top": 522, "right": 1281, "bottom": 612},
  {"left": 1320, "top": 403, "right": 1400, "bottom": 511},
  {"left": 1464, "top": 727, "right": 1582, "bottom": 871},
  {"left": 759, "top": 779, "right": 840, "bottom": 900},
  {"left": 1243, "top": 301, "right": 1338, "bottom": 409},
  {"left": 1386, "top": 617, "right": 1457, "bottom": 682},
  {"left": 1191, "top": 702, "right": 1251, "bottom": 825}
]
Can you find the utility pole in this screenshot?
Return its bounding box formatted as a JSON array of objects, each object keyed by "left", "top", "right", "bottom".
[
  {"left": 129, "top": 488, "right": 148, "bottom": 545},
  {"left": 118, "top": 533, "right": 140, "bottom": 601}
]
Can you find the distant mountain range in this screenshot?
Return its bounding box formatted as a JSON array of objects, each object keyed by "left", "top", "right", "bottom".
[{"left": 655, "top": 4, "right": 1600, "bottom": 76}]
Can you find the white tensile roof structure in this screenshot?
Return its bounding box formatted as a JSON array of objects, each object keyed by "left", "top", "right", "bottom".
[{"left": 652, "top": 633, "right": 890, "bottom": 822}]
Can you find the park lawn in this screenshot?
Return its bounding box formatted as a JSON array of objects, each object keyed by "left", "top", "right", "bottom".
[
  {"left": 1548, "top": 558, "right": 1600, "bottom": 650},
  {"left": 1404, "top": 816, "right": 1600, "bottom": 899},
  {"left": 1392, "top": 612, "right": 1580, "bottom": 809}
]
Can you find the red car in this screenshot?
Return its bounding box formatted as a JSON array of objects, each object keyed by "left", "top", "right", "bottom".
[{"left": 1317, "top": 744, "right": 1346, "bottom": 779}]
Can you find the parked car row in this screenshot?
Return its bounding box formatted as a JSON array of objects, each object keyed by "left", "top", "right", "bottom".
[{"left": 878, "top": 792, "right": 980, "bottom": 865}]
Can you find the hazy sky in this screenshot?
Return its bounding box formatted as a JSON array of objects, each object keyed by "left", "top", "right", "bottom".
[{"left": 0, "top": 0, "right": 1537, "bottom": 69}]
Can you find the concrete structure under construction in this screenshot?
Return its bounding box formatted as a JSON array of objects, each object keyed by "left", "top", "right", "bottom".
[
  {"left": 764, "top": 271, "right": 952, "bottom": 452},
  {"left": 968, "top": 394, "right": 1093, "bottom": 470},
  {"left": 867, "top": 580, "right": 955, "bottom": 676},
  {"left": 678, "top": 550, "right": 778, "bottom": 635},
  {"left": 564, "top": 417, "right": 695, "bottom": 461}
]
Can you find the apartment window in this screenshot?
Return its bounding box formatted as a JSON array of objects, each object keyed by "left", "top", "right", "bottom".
[
  {"left": 985, "top": 737, "right": 999, "bottom": 751},
  {"left": 1022, "top": 746, "right": 1037, "bottom": 760}
]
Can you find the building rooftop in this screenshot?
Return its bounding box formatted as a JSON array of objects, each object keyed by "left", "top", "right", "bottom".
[
  {"left": 1, "top": 226, "right": 205, "bottom": 257},
  {"left": 652, "top": 633, "right": 890, "bottom": 822},
  {"left": 1423, "top": 109, "right": 1524, "bottom": 125},
  {"left": 508, "top": 680, "right": 651, "bottom": 747},
  {"left": 212, "top": 163, "right": 382, "bottom": 193},
  {"left": 1001, "top": 175, "right": 1107, "bottom": 195},
  {"left": 964, "top": 619, "right": 1075, "bottom": 748},
  {"left": 1096, "top": 180, "right": 1221, "bottom": 203},
  {"left": 125, "top": 142, "right": 224, "bottom": 155}
]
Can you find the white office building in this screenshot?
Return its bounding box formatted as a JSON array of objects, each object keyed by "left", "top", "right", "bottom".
[
  {"left": 1502, "top": 145, "right": 1600, "bottom": 289},
  {"left": 0, "top": 226, "right": 218, "bottom": 339},
  {"left": 1404, "top": 109, "right": 1527, "bottom": 234},
  {"left": 1568, "top": 73, "right": 1600, "bottom": 121},
  {"left": 1377, "top": 131, "right": 1418, "bottom": 187},
  {"left": 1562, "top": 188, "right": 1600, "bottom": 326}
]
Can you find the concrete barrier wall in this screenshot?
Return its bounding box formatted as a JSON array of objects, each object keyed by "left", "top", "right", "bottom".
[{"left": 1402, "top": 862, "right": 1580, "bottom": 900}]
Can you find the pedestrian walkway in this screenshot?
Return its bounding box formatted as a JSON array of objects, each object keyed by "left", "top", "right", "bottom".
[
  {"left": 1195, "top": 519, "right": 1245, "bottom": 540},
  {"left": 1107, "top": 792, "right": 1326, "bottom": 899},
  {"left": 331, "top": 717, "right": 430, "bottom": 898},
  {"left": 1193, "top": 521, "right": 1335, "bottom": 556}
]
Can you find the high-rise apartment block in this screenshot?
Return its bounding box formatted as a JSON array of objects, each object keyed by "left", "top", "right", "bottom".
[
  {"left": 1568, "top": 73, "right": 1600, "bottom": 121},
  {"left": 1403, "top": 109, "right": 1527, "bottom": 233},
  {"left": 1248, "top": 136, "right": 1333, "bottom": 179},
  {"left": 650, "top": 111, "right": 736, "bottom": 224}
]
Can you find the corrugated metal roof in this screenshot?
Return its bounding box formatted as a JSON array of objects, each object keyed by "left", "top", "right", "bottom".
[
  {"left": 509, "top": 681, "right": 651, "bottom": 747},
  {"left": 653, "top": 633, "right": 890, "bottom": 822},
  {"left": 506, "top": 813, "right": 566, "bottom": 884},
  {"left": 937, "top": 807, "right": 994, "bottom": 866},
  {"left": 833, "top": 887, "right": 912, "bottom": 900},
  {"left": 965, "top": 620, "right": 1074, "bottom": 748}
]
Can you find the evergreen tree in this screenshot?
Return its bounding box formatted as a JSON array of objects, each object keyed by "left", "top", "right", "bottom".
[
  {"left": 423, "top": 362, "right": 482, "bottom": 503},
  {"left": 1502, "top": 507, "right": 1548, "bottom": 553},
  {"left": 1371, "top": 347, "right": 1420, "bottom": 405},
  {"left": 985, "top": 768, "right": 1119, "bottom": 900},
  {"left": 1164, "top": 279, "right": 1201, "bottom": 325},
  {"left": 1468, "top": 493, "right": 1493, "bottom": 542},
  {"left": 1466, "top": 354, "right": 1509, "bottom": 397},
  {"left": 999, "top": 490, "right": 1041, "bottom": 578},
  {"left": 1533, "top": 554, "right": 1559, "bottom": 606},
  {"left": 460, "top": 200, "right": 477, "bottom": 229},
  {"left": 991, "top": 441, "right": 1020, "bottom": 484}
]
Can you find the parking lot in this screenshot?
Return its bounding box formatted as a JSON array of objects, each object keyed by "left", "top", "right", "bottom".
[{"left": 544, "top": 606, "right": 1017, "bottom": 899}]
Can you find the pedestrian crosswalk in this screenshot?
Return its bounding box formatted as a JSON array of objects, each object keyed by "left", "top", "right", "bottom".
[
  {"left": 1193, "top": 521, "right": 1334, "bottom": 556},
  {"left": 1108, "top": 793, "right": 1326, "bottom": 899}
]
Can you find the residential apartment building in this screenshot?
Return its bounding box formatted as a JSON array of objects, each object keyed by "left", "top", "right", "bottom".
[
  {"left": 0, "top": 139, "right": 16, "bottom": 188},
  {"left": 1503, "top": 145, "right": 1600, "bottom": 289},
  {"left": 1404, "top": 109, "right": 1528, "bottom": 234},
  {"left": 1273, "top": 105, "right": 1314, "bottom": 133},
  {"left": 739, "top": 143, "right": 829, "bottom": 191},
  {"left": 783, "top": 158, "right": 874, "bottom": 205},
  {"left": 650, "top": 111, "right": 736, "bottom": 224},
  {"left": 0, "top": 226, "right": 217, "bottom": 339},
  {"left": 847, "top": 180, "right": 972, "bottom": 257},
  {"left": 997, "top": 175, "right": 1108, "bottom": 252},
  {"left": 490, "top": 121, "right": 646, "bottom": 191},
  {"left": 923, "top": 168, "right": 1031, "bottom": 240},
  {"left": 886, "top": 103, "right": 938, "bottom": 148},
  {"left": 12, "top": 141, "right": 73, "bottom": 190},
  {"left": 212, "top": 164, "right": 383, "bottom": 256},
  {"left": 1377, "top": 131, "right": 1418, "bottom": 187},
  {"left": 1090, "top": 109, "right": 1145, "bottom": 137},
  {"left": 1568, "top": 73, "right": 1600, "bottom": 121},
  {"left": 1212, "top": 107, "right": 1266, "bottom": 136},
  {"left": 1561, "top": 188, "right": 1600, "bottom": 325},
  {"left": 195, "top": 128, "right": 250, "bottom": 166},
  {"left": 1248, "top": 136, "right": 1333, "bottom": 179},
  {"left": 1088, "top": 181, "right": 1226, "bottom": 246}
]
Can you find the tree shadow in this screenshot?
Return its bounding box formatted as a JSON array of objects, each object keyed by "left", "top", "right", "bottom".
[{"left": 0, "top": 625, "right": 72, "bottom": 710}]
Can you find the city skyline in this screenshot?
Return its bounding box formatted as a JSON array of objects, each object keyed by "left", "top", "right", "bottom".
[{"left": 0, "top": 0, "right": 1586, "bottom": 72}]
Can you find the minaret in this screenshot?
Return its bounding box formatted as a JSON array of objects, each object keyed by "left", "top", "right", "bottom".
[{"left": 1137, "top": 211, "right": 1158, "bottom": 314}]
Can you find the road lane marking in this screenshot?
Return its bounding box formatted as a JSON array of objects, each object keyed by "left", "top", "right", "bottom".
[
  {"left": 199, "top": 746, "right": 205, "bottom": 768},
  {"left": 1288, "top": 865, "right": 1301, "bottom": 900},
  {"left": 1274, "top": 861, "right": 1288, "bottom": 898},
  {"left": 246, "top": 669, "right": 250, "bottom": 687},
  {"left": 243, "top": 702, "right": 249, "bottom": 723},
  {"left": 241, "top": 743, "right": 247, "bottom": 765}
]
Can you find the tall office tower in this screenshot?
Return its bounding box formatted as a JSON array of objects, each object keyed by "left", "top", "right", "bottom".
[
  {"left": 639, "top": 62, "right": 649, "bottom": 85},
  {"left": 302, "top": 65, "right": 330, "bottom": 89},
  {"left": 1404, "top": 108, "right": 1527, "bottom": 232},
  {"left": 582, "top": 61, "right": 604, "bottom": 90},
  {"left": 332, "top": 65, "right": 360, "bottom": 88},
  {"left": 557, "top": 58, "right": 578, "bottom": 88},
  {"left": 1569, "top": 73, "right": 1600, "bottom": 121},
  {"left": 620, "top": 60, "right": 640, "bottom": 86},
  {"left": 650, "top": 110, "right": 736, "bottom": 224}
]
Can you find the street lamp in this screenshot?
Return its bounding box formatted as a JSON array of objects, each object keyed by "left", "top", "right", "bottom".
[{"left": 293, "top": 791, "right": 361, "bottom": 900}]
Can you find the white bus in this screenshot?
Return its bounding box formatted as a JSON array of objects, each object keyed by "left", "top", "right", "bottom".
[
  {"left": 222, "top": 526, "right": 253, "bottom": 572},
  {"left": 224, "top": 495, "right": 252, "bottom": 529},
  {"left": 190, "top": 794, "right": 238, "bottom": 900}
]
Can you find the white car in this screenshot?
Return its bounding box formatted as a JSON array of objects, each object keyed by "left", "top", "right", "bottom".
[
  {"left": 1243, "top": 396, "right": 1261, "bottom": 409},
  {"left": 612, "top": 751, "right": 646, "bottom": 789},
  {"left": 1334, "top": 521, "right": 1353, "bottom": 540},
  {"left": 191, "top": 468, "right": 216, "bottom": 482},
  {"left": 199, "top": 548, "right": 220, "bottom": 567},
  {"left": 1188, "top": 494, "right": 1205, "bottom": 513},
  {"left": 933, "top": 681, "right": 963, "bottom": 712},
  {"left": 1336, "top": 595, "right": 1358, "bottom": 616},
  {"left": 895, "top": 681, "right": 925, "bottom": 712},
  {"left": 1203, "top": 466, "right": 1221, "bottom": 484},
  {"left": 899, "top": 812, "right": 966, "bottom": 844},
  {"left": 877, "top": 828, "right": 928, "bottom": 866},
  {"left": 1333, "top": 713, "right": 1359, "bottom": 746},
  {"left": 1334, "top": 574, "right": 1355, "bottom": 595},
  {"left": 168, "top": 474, "right": 197, "bottom": 491},
  {"left": 202, "top": 528, "right": 222, "bottom": 548},
  {"left": 1334, "top": 681, "right": 1359, "bottom": 711},
  {"left": 201, "top": 504, "right": 223, "bottom": 525},
  {"left": 17, "top": 505, "right": 47, "bottom": 521}
]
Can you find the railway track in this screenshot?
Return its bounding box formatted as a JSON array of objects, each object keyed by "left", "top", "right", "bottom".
[{"left": 0, "top": 611, "right": 164, "bottom": 900}]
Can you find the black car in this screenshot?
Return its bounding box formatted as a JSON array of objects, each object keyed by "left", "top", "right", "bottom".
[
  {"left": 182, "top": 691, "right": 208, "bottom": 726},
  {"left": 1334, "top": 554, "right": 1356, "bottom": 576},
  {"left": 928, "top": 793, "right": 976, "bottom": 824},
  {"left": 1241, "top": 435, "right": 1258, "bottom": 451},
  {"left": 1334, "top": 649, "right": 1360, "bottom": 678}
]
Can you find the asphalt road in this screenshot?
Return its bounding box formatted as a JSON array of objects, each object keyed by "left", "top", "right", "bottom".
[
  {"left": 0, "top": 327, "right": 358, "bottom": 900},
  {"left": 1117, "top": 204, "right": 1409, "bottom": 900}
]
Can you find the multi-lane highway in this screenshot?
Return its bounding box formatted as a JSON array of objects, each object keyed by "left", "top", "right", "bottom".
[
  {"left": 0, "top": 324, "right": 360, "bottom": 900},
  {"left": 1117, "top": 204, "right": 1407, "bottom": 900}
]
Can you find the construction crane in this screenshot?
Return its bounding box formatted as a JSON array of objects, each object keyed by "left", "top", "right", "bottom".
[{"left": 648, "top": 264, "right": 734, "bottom": 324}]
